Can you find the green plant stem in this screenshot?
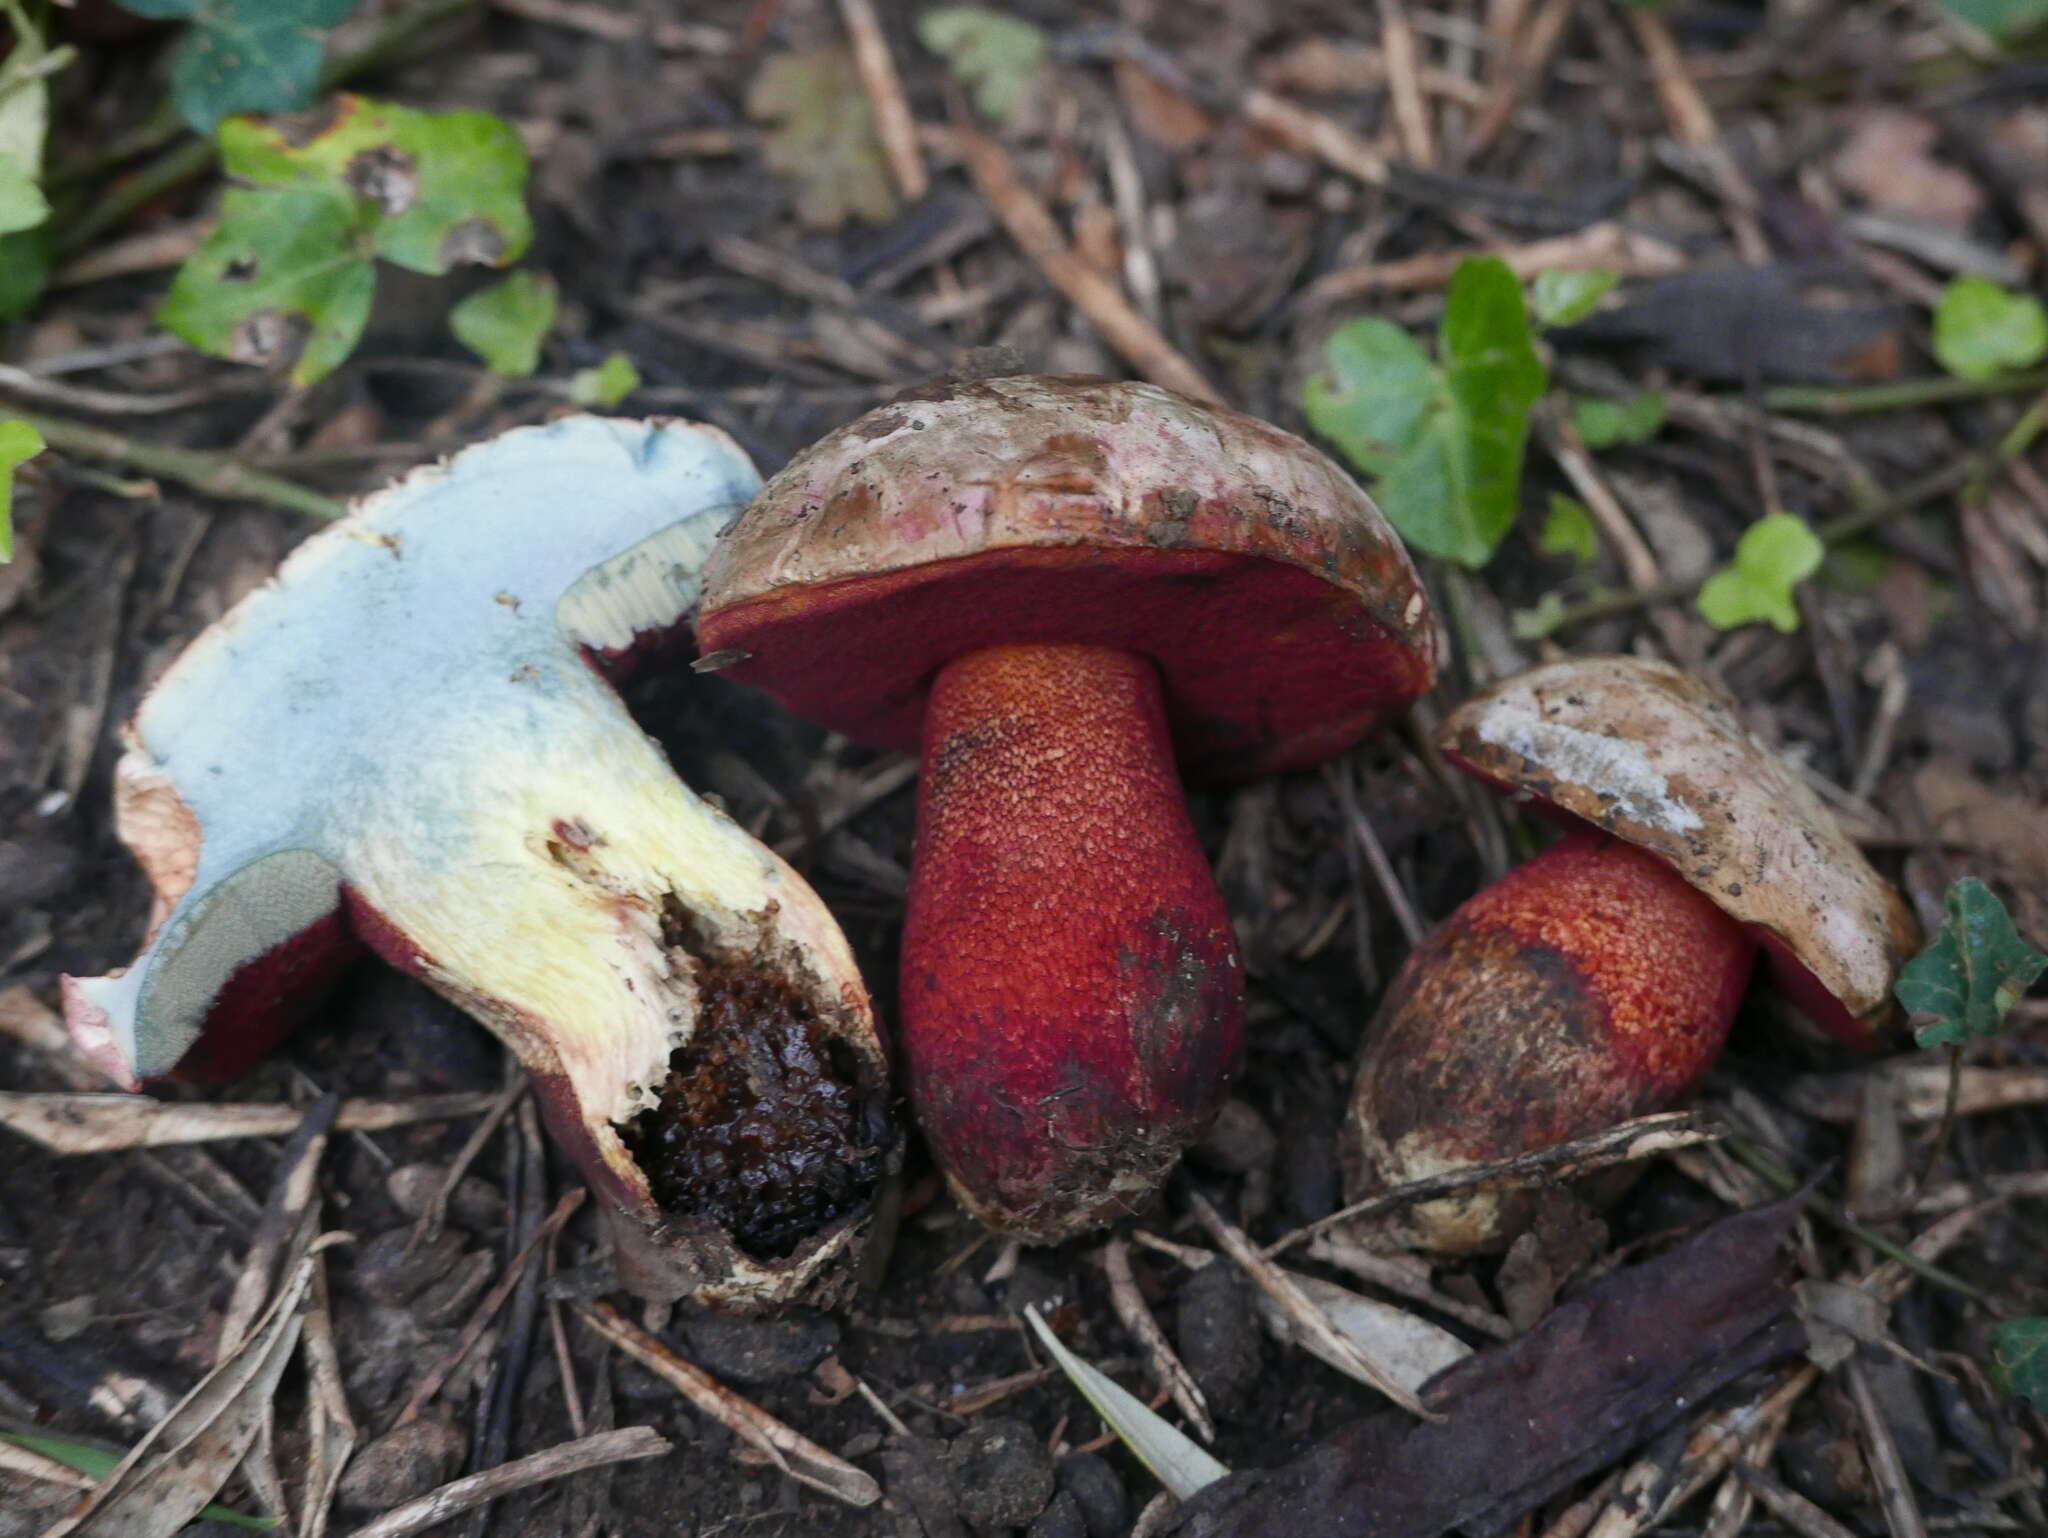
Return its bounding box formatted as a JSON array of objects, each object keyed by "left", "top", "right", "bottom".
[
  {"left": 1723, "top": 1135, "right": 1997, "bottom": 1308},
  {"left": 51, "top": 0, "right": 480, "bottom": 257},
  {"left": 1761, "top": 370, "right": 2048, "bottom": 417},
  {"left": 17, "top": 410, "right": 345, "bottom": 520}
]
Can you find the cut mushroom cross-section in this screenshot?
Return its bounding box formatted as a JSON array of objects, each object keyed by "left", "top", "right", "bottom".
[{"left": 63, "top": 416, "right": 895, "bottom": 1308}]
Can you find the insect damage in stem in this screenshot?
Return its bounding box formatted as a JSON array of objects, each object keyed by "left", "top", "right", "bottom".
[{"left": 618, "top": 896, "right": 889, "bottom": 1261}]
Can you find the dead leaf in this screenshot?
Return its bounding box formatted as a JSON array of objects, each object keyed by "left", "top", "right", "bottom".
[
  {"left": 1557, "top": 266, "right": 1902, "bottom": 384},
  {"left": 1163, "top": 1196, "right": 1808, "bottom": 1538},
  {"left": 746, "top": 48, "right": 898, "bottom": 231},
  {"left": 41, "top": 1255, "right": 314, "bottom": 1537},
  {"left": 1832, "top": 110, "right": 1983, "bottom": 229},
  {"left": 1114, "top": 58, "right": 1213, "bottom": 150}
]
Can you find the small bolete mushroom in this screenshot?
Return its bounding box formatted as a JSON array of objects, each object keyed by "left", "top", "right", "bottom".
[
  {"left": 1342, "top": 654, "right": 1919, "bottom": 1251},
  {"left": 63, "top": 417, "right": 895, "bottom": 1308},
  {"left": 698, "top": 374, "right": 1437, "bottom": 1241}
]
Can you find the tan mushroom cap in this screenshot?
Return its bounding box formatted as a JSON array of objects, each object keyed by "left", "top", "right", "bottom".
[
  {"left": 1437, "top": 655, "right": 1918, "bottom": 1045},
  {"left": 697, "top": 374, "right": 1438, "bottom": 783}
]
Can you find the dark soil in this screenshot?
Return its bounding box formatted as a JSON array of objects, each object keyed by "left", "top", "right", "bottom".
[{"left": 3, "top": 2, "right": 2046, "bottom": 1537}]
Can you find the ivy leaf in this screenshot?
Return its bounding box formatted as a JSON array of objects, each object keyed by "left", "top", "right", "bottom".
[
  {"left": 1933, "top": 275, "right": 2048, "bottom": 381},
  {"left": 1303, "top": 257, "right": 1546, "bottom": 568},
  {"left": 115, "top": 0, "right": 361, "bottom": 133},
  {"left": 1896, "top": 877, "right": 2048, "bottom": 1048},
  {"left": 918, "top": 7, "right": 1047, "bottom": 123},
  {"left": 1572, "top": 390, "right": 1665, "bottom": 450},
  {"left": 569, "top": 352, "right": 641, "bottom": 408},
  {"left": 1933, "top": 0, "right": 2048, "bottom": 40},
  {"left": 1991, "top": 1318, "right": 2048, "bottom": 1408},
  {"left": 160, "top": 182, "right": 376, "bottom": 387},
  {"left": 1539, "top": 493, "right": 1598, "bottom": 564},
  {"left": 746, "top": 49, "right": 897, "bottom": 230},
  {"left": 1532, "top": 268, "right": 1616, "bottom": 328},
  {"left": 161, "top": 96, "right": 532, "bottom": 386},
  {"left": 0, "top": 417, "right": 44, "bottom": 564},
  {"left": 1695, "top": 512, "right": 1823, "bottom": 632},
  {"left": 451, "top": 270, "right": 557, "bottom": 376},
  {"left": 220, "top": 98, "right": 533, "bottom": 275}
]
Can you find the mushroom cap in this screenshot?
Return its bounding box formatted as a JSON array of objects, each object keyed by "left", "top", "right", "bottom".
[
  {"left": 1435, "top": 655, "right": 1919, "bottom": 1045},
  {"left": 698, "top": 375, "right": 1438, "bottom": 783}
]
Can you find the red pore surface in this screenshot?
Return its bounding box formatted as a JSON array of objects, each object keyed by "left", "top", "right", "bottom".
[
  {"left": 903, "top": 642, "right": 1244, "bottom": 1240},
  {"left": 1346, "top": 830, "right": 1754, "bottom": 1246},
  {"left": 701, "top": 546, "right": 1432, "bottom": 786}
]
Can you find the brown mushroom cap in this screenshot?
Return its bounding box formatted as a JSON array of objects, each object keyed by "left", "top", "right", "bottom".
[
  {"left": 697, "top": 375, "right": 1438, "bottom": 783},
  {"left": 1436, "top": 655, "right": 1919, "bottom": 1045}
]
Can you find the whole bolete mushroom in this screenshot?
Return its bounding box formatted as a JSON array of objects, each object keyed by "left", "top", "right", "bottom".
[
  {"left": 63, "top": 416, "right": 895, "bottom": 1308},
  {"left": 1343, "top": 654, "right": 1919, "bottom": 1252},
  {"left": 698, "top": 374, "right": 1437, "bottom": 1241}
]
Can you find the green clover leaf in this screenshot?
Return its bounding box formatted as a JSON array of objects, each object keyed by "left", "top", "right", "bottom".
[
  {"left": 918, "top": 8, "right": 1048, "bottom": 123},
  {"left": 1696, "top": 513, "right": 1823, "bottom": 632},
  {"left": 1303, "top": 256, "right": 1547, "bottom": 568},
  {"left": 451, "top": 270, "right": 557, "bottom": 377},
  {"left": 1933, "top": 276, "right": 2048, "bottom": 382}
]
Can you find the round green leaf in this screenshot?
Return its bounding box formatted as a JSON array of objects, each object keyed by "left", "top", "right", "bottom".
[
  {"left": 0, "top": 152, "right": 49, "bottom": 236},
  {"left": 1695, "top": 512, "right": 1823, "bottom": 632},
  {"left": 569, "top": 352, "right": 641, "bottom": 408},
  {"left": 1532, "top": 268, "right": 1616, "bottom": 328},
  {"left": 1933, "top": 276, "right": 2048, "bottom": 382}
]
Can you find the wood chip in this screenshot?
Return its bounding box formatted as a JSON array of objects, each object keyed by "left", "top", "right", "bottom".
[{"left": 0, "top": 1091, "right": 499, "bottom": 1153}]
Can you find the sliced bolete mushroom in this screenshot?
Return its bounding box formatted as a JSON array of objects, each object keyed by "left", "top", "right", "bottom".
[
  {"left": 698, "top": 374, "right": 1437, "bottom": 1242},
  {"left": 63, "top": 416, "right": 895, "bottom": 1309},
  {"left": 1343, "top": 654, "right": 1919, "bottom": 1252}
]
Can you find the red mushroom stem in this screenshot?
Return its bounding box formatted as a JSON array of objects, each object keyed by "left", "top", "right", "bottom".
[
  {"left": 1350, "top": 828, "right": 1756, "bottom": 1248},
  {"left": 902, "top": 642, "right": 1246, "bottom": 1239}
]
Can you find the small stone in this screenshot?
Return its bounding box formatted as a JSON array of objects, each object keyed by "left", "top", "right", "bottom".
[
  {"left": 1176, "top": 1261, "right": 1262, "bottom": 1419},
  {"left": 412, "top": 1249, "right": 496, "bottom": 1327},
  {"left": 1188, "top": 1099, "right": 1277, "bottom": 1176},
  {"left": 677, "top": 1306, "right": 838, "bottom": 1384},
  {"left": 947, "top": 1417, "right": 1056, "bottom": 1530},
  {"left": 1055, "top": 1453, "right": 1128, "bottom": 1538},
  {"left": 337, "top": 1417, "right": 467, "bottom": 1512},
  {"left": 38, "top": 1295, "right": 94, "bottom": 1342},
  {"left": 352, "top": 1226, "right": 466, "bottom": 1304},
  {"left": 1027, "top": 1489, "right": 1087, "bottom": 1538}
]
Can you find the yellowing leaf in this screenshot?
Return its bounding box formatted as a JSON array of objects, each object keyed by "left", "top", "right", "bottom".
[
  {"left": 746, "top": 48, "right": 897, "bottom": 230},
  {"left": 1695, "top": 512, "right": 1823, "bottom": 632}
]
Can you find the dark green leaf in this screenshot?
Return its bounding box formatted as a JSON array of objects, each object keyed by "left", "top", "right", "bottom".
[
  {"left": 119, "top": 0, "right": 361, "bottom": 132},
  {"left": 1897, "top": 877, "right": 2048, "bottom": 1047},
  {"left": 451, "top": 270, "right": 557, "bottom": 376},
  {"left": 1572, "top": 390, "right": 1665, "bottom": 449},
  {"left": 1932, "top": 0, "right": 2048, "bottom": 40},
  {"left": 1532, "top": 268, "right": 1616, "bottom": 328},
  {"left": 1933, "top": 275, "right": 2048, "bottom": 381},
  {"left": 918, "top": 7, "right": 1047, "bottom": 122},
  {"left": 0, "top": 417, "right": 44, "bottom": 563},
  {"left": 1695, "top": 513, "right": 1823, "bottom": 632},
  {"left": 0, "top": 226, "right": 49, "bottom": 320},
  {"left": 1992, "top": 1318, "right": 2048, "bottom": 1407}
]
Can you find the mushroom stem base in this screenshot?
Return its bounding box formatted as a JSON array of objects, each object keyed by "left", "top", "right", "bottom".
[
  {"left": 1343, "top": 829, "right": 1756, "bottom": 1252},
  {"left": 903, "top": 642, "right": 1245, "bottom": 1242}
]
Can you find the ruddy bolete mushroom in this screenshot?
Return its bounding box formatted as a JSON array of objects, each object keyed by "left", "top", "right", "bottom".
[
  {"left": 63, "top": 416, "right": 895, "bottom": 1308},
  {"left": 1342, "top": 654, "right": 1919, "bottom": 1251},
  {"left": 697, "top": 375, "right": 1437, "bottom": 1241}
]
